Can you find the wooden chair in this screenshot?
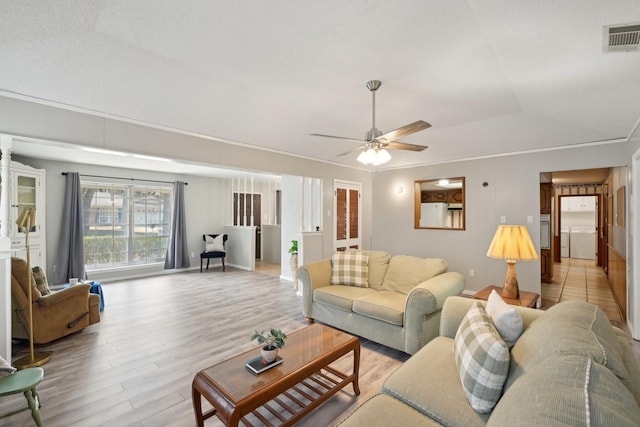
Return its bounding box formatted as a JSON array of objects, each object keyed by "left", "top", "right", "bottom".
[
  {"left": 0, "top": 367, "right": 44, "bottom": 427},
  {"left": 200, "top": 234, "right": 228, "bottom": 272}
]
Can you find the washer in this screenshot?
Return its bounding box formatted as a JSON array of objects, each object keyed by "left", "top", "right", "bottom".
[{"left": 570, "top": 227, "right": 596, "bottom": 260}]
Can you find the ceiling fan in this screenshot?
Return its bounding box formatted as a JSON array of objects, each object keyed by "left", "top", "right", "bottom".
[{"left": 311, "top": 80, "right": 431, "bottom": 165}]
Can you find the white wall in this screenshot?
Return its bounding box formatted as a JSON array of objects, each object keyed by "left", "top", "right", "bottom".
[{"left": 372, "top": 143, "right": 628, "bottom": 297}]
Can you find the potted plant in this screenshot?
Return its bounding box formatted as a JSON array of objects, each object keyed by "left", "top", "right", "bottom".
[
  {"left": 289, "top": 240, "right": 299, "bottom": 290},
  {"left": 251, "top": 328, "right": 287, "bottom": 362}
]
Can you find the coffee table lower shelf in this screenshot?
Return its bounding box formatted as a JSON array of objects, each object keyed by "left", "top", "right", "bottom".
[
  {"left": 195, "top": 365, "right": 356, "bottom": 426},
  {"left": 192, "top": 324, "right": 360, "bottom": 426}
]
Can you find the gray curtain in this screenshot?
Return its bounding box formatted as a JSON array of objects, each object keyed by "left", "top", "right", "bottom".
[
  {"left": 54, "top": 172, "right": 86, "bottom": 284},
  {"left": 164, "top": 181, "right": 190, "bottom": 269}
]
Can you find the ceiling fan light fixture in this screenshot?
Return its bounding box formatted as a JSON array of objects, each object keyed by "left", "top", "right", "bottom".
[{"left": 357, "top": 148, "right": 391, "bottom": 166}]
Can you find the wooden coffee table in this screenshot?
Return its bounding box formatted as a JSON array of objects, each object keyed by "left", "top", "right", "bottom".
[{"left": 192, "top": 323, "right": 360, "bottom": 426}]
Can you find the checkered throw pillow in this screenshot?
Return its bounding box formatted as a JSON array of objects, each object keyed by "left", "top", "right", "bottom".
[
  {"left": 454, "top": 302, "right": 510, "bottom": 413},
  {"left": 330, "top": 251, "right": 369, "bottom": 287},
  {"left": 31, "top": 266, "right": 51, "bottom": 296}
]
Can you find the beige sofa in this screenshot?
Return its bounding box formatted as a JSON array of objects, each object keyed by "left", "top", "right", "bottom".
[
  {"left": 338, "top": 296, "right": 640, "bottom": 426},
  {"left": 298, "top": 251, "right": 465, "bottom": 355}
]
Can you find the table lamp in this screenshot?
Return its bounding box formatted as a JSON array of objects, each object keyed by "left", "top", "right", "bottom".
[
  {"left": 486, "top": 225, "right": 538, "bottom": 299},
  {"left": 13, "top": 208, "right": 52, "bottom": 369}
]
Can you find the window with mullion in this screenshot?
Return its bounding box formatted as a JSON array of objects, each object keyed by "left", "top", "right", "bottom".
[{"left": 81, "top": 181, "right": 173, "bottom": 270}]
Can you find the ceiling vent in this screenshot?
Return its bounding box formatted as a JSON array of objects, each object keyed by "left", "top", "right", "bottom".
[{"left": 604, "top": 24, "right": 640, "bottom": 52}]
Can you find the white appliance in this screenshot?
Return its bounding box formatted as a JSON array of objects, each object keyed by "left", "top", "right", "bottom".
[
  {"left": 540, "top": 214, "right": 550, "bottom": 249},
  {"left": 560, "top": 226, "right": 570, "bottom": 258},
  {"left": 570, "top": 226, "right": 596, "bottom": 260},
  {"left": 420, "top": 203, "right": 448, "bottom": 227}
]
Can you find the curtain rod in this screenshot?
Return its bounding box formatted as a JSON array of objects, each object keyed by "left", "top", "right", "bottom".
[{"left": 61, "top": 172, "right": 187, "bottom": 186}]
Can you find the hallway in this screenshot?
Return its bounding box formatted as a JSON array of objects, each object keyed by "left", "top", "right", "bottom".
[{"left": 541, "top": 258, "right": 623, "bottom": 324}]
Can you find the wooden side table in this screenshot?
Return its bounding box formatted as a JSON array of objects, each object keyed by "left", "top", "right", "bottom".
[{"left": 473, "top": 285, "right": 538, "bottom": 308}]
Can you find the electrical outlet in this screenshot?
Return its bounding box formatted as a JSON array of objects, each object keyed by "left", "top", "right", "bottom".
[
  {"left": 500, "top": 216, "right": 506, "bottom": 224},
  {"left": 191, "top": 252, "right": 195, "bottom": 258},
  {"left": 469, "top": 269, "right": 475, "bottom": 277}
]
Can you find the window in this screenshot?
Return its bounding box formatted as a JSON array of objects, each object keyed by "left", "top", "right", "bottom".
[{"left": 81, "top": 181, "right": 173, "bottom": 270}]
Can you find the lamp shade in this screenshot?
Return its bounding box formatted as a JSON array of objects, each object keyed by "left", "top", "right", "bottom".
[{"left": 486, "top": 225, "right": 538, "bottom": 262}]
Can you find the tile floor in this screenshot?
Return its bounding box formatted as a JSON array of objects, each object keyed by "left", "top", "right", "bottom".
[{"left": 541, "top": 257, "right": 622, "bottom": 322}]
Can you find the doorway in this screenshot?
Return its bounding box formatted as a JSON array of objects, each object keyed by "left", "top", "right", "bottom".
[
  {"left": 540, "top": 167, "right": 627, "bottom": 322},
  {"left": 334, "top": 180, "right": 362, "bottom": 251},
  {"left": 233, "top": 192, "right": 261, "bottom": 259},
  {"left": 558, "top": 195, "right": 599, "bottom": 264}
]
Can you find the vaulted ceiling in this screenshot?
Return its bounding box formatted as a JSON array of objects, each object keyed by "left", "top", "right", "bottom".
[{"left": 1, "top": 1, "right": 639, "bottom": 172}]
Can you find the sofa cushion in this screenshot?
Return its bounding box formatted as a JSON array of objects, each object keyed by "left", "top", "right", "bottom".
[
  {"left": 485, "top": 289, "right": 522, "bottom": 347},
  {"left": 313, "top": 285, "right": 377, "bottom": 312},
  {"left": 352, "top": 291, "right": 406, "bottom": 326},
  {"left": 331, "top": 251, "right": 369, "bottom": 287},
  {"left": 488, "top": 354, "right": 640, "bottom": 426},
  {"left": 361, "top": 250, "right": 390, "bottom": 291},
  {"left": 337, "top": 394, "right": 443, "bottom": 427},
  {"left": 381, "top": 256, "right": 447, "bottom": 294},
  {"left": 383, "top": 336, "right": 490, "bottom": 427},
  {"left": 506, "top": 300, "right": 629, "bottom": 392},
  {"left": 454, "top": 302, "right": 510, "bottom": 413}
]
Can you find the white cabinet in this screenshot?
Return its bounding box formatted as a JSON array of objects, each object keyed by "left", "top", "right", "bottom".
[
  {"left": 5, "top": 162, "right": 46, "bottom": 269},
  {"left": 561, "top": 196, "right": 596, "bottom": 212}
]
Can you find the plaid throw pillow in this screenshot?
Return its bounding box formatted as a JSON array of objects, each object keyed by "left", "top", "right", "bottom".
[
  {"left": 454, "top": 302, "right": 510, "bottom": 413},
  {"left": 331, "top": 251, "right": 369, "bottom": 287},
  {"left": 31, "top": 266, "right": 51, "bottom": 296}
]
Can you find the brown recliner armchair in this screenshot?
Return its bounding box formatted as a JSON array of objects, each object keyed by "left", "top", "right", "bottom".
[{"left": 10, "top": 258, "right": 100, "bottom": 344}]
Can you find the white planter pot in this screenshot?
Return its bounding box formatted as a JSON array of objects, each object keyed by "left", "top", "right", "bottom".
[
  {"left": 290, "top": 253, "right": 299, "bottom": 290},
  {"left": 261, "top": 346, "right": 279, "bottom": 362}
]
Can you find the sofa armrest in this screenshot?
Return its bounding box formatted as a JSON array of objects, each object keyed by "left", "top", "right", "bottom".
[
  {"left": 38, "top": 284, "right": 91, "bottom": 307},
  {"left": 439, "top": 295, "right": 545, "bottom": 339},
  {"left": 404, "top": 271, "right": 466, "bottom": 354},
  {"left": 298, "top": 259, "right": 332, "bottom": 317}
]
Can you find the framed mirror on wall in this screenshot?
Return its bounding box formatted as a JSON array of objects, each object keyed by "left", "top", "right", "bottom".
[{"left": 414, "top": 177, "right": 465, "bottom": 230}]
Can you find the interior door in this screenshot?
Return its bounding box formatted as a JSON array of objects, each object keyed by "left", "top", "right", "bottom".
[
  {"left": 334, "top": 181, "right": 361, "bottom": 251},
  {"left": 233, "top": 192, "right": 262, "bottom": 259}
]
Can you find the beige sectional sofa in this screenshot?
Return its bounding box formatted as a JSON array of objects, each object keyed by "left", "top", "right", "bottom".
[
  {"left": 298, "top": 250, "right": 465, "bottom": 355},
  {"left": 338, "top": 296, "right": 640, "bottom": 426}
]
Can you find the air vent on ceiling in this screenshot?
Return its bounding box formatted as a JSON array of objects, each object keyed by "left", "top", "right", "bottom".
[{"left": 604, "top": 24, "right": 640, "bottom": 52}]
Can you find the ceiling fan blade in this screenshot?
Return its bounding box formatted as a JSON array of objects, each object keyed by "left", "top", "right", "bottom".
[
  {"left": 310, "top": 133, "right": 368, "bottom": 144},
  {"left": 375, "top": 120, "right": 431, "bottom": 143},
  {"left": 337, "top": 146, "right": 367, "bottom": 156},
  {"left": 386, "top": 141, "right": 429, "bottom": 152}
]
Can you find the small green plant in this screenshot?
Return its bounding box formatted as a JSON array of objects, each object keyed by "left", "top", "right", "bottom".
[
  {"left": 251, "top": 328, "right": 287, "bottom": 350},
  {"left": 288, "top": 240, "right": 298, "bottom": 255}
]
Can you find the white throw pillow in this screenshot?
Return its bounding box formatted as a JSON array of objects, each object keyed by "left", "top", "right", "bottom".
[
  {"left": 486, "top": 289, "right": 524, "bottom": 347},
  {"left": 205, "top": 235, "right": 225, "bottom": 252}
]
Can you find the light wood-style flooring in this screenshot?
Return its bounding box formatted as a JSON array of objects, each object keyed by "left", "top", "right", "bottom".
[
  {"left": 3, "top": 259, "right": 638, "bottom": 426},
  {"left": 3, "top": 268, "right": 408, "bottom": 427}
]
